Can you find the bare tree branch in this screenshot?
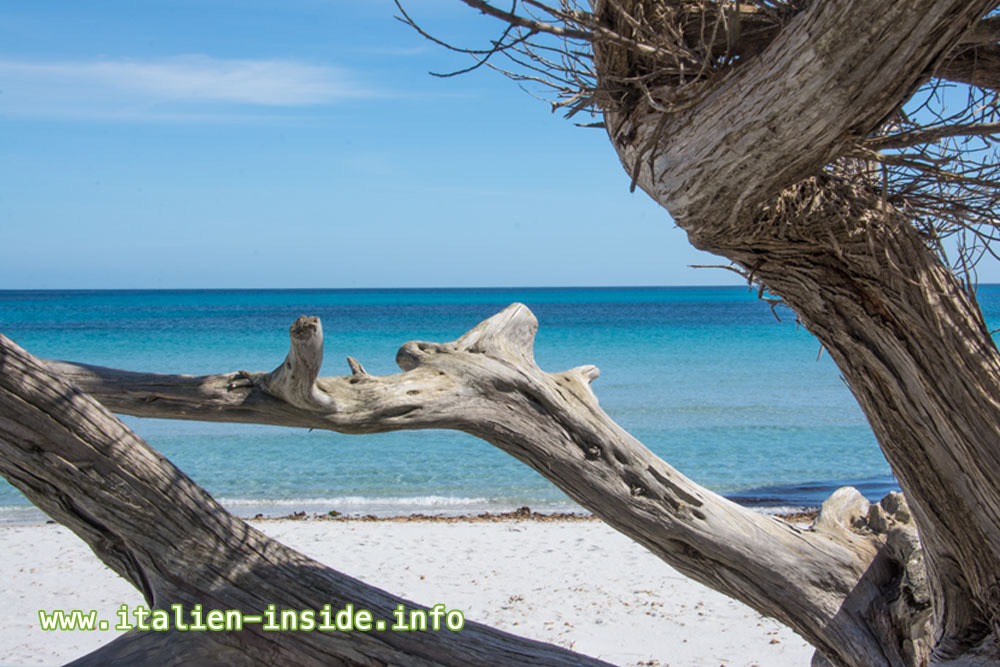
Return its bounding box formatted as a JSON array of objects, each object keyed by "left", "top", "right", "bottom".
[{"left": 38, "top": 305, "right": 934, "bottom": 664}]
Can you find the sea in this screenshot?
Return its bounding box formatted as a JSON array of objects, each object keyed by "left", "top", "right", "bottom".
[{"left": 3, "top": 286, "right": 996, "bottom": 524}]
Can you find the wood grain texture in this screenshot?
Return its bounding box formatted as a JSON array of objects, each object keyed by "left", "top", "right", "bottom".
[
  {"left": 7, "top": 0, "right": 1000, "bottom": 663},
  {"left": 720, "top": 176, "right": 1000, "bottom": 664}
]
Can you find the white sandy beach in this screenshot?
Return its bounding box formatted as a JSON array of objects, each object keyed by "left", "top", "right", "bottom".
[{"left": 0, "top": 518, "right": 813, "bottom": 666}]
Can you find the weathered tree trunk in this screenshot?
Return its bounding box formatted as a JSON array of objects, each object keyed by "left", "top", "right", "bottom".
[
  {"left": 724, "top": 178, "right": 1000, "bottom": 666},
  {"left": 596, "top": 0, "right": 1000, "bottom": 663},
  {"left": 28, "top": 304, "right": 925, "bottom": 666}
]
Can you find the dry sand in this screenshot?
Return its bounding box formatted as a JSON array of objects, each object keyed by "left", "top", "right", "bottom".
[{"left": 0, "top": 518, "right": 814, "bottom": 666}]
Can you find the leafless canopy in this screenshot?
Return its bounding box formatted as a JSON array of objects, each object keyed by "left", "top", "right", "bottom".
[{"left": 397, "top": 0, "right": 1000, "bottom": 282}]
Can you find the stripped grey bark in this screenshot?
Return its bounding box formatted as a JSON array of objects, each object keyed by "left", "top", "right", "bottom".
[
  {"left": 259, "top": 316, "right": 334, "bottom": 411},
  {"left": 43, "top": 306, "right": 929, "bottom": 665},
  {"left": 0, "top": 332, "right": 610, "bottom": 667}
]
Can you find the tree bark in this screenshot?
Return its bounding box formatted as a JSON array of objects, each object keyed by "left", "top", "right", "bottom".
[
  {"left": 600, "top": 0, "right": 994, "bottom": 233},
  {"left": 594, "top": 0, "right": 1000, "bottom": 663},
  {"left": 715, "top": 177, "right": 1000, "bottom": 665}
]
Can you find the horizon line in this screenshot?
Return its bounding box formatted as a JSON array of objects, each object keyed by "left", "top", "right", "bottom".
[
  {"left": 2, "top": 282, "right": 998, "bottom": 293},
  {"left": 0, "top": 284, "right": 780, "bottom": 293}
]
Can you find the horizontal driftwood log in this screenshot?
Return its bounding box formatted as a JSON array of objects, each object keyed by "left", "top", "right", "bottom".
[
  {"left": 0, "top": 331, "right": 610, "bottom": 666},
  {"left": 41, "top": 305, "right": 928, "bottom": 665}
]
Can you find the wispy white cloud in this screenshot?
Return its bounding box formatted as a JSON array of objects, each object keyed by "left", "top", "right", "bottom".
[{"left": 0, "top": 55, "right": 376, "bottom": 120}]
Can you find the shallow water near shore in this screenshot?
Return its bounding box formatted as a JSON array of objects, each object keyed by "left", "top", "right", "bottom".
[{"left": 3, "top": 285, "right": 997, "bottom": 523}]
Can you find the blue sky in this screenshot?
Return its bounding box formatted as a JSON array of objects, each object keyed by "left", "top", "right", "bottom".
[{"left": 0, "top": 1, "right": 995, "bottom": 288}]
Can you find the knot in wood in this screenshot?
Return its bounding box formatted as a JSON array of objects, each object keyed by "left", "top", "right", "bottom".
[{"left": 585, "top": 446, "right": 602, "bottom": 460}]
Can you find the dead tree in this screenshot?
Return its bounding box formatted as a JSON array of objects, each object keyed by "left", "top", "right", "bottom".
[
  {"left": 4, "top": 306, "right": 928, "bottom": 666},
  {"left": 4, "top": 0, "right": 1000, "bottom": 665}
]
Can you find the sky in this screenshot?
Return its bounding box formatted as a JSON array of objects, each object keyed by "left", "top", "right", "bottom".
[{"left": 0, "top": 1, "right": 996, "bottom": 289}]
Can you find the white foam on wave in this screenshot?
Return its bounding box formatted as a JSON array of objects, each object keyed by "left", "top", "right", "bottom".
[
  {"left": 218, "top": 495, "right": 583, "bottom": 517},
  {"left": 754, "top": 505, "right": 817, "bottom": 516},
  {"left": 0, "top": 505, "right": 49, "bottom": 525},
  {"left": 218, "top": 495, "right": 491, "bottom": 508},
  {"left": 0, "top": 496, "right": 585, "bottom": 525}
]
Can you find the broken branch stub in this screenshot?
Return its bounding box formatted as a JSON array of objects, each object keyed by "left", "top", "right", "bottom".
[{"left": 260, "top": 315, "right": 335, "bottom": 411}]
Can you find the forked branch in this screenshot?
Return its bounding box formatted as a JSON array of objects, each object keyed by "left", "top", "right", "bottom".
[{"left": 42, "top": 305, "right": 930, "bottom": 664}]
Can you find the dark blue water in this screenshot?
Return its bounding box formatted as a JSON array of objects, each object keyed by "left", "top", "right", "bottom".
[{"left": 3, "top": 286, "right": 993, "bottom": 521}]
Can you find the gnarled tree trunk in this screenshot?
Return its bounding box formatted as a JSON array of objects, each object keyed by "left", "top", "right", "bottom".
[{"left": 596, "top": 0, "right": 1000, "bottom": 662}]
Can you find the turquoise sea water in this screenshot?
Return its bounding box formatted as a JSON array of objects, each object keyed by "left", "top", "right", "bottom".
[{"left": 2, "top": 286, "right": 996, "bottom": 522}]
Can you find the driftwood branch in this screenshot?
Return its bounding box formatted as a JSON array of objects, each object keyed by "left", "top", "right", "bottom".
[
  {"left": 0, "top": 331, "right": 608, "bottom": 666},
  {"left": 41, "top": 305, "right": 930, "bottom": 664},
  {"left": 937, "top": 47, "right": 1000, "bottom": 92}
]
